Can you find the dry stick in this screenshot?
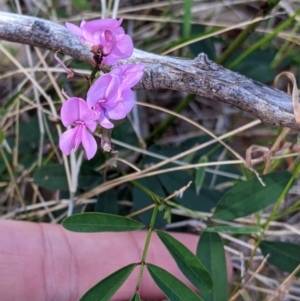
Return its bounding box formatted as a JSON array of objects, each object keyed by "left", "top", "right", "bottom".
[{"left": 0, "top": 12, "right": 300, "bottom": 130}]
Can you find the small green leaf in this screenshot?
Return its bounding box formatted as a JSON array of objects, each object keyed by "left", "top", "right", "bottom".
[
  {"left": 197, "top": 232, "right": 228, "bottom": 301},
  {"left": 80, "top": 263, "right": 136, "bottom": 301},
  {"left": 129, "top": 292, "right": 142, "bottom": 301},
  {"left": 62, "top": 212, "right": 145, "bottom": 232},
  {"left": 158, "top": 204, "right": 165, "bottom": 211},
  {"left": 147, "top": 264, "right": 204, "bottom": 301},
  {"left": 33, "top": 164, "right": 68, "bottom": 190},
  {"left": 195, "top": 156, "right": 208, "bottom": 195},
  {"left": 156, "top": 230, "right": 212, "bottom": 292},
  {"left": 163, "top": 207, "right": 172, "bottom": 224},
  {"left": 213, "top": 171, "right": 292, "bottom": 221},
  {"left": 205, "top": 226, "right": 262, "bottom": 234},
  {"left": 260, "top": 240, "right": 300, "bottom": 276}
]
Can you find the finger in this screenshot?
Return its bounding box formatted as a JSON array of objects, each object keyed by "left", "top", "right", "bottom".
[{"left": 0, "top": 220, "right": 232, "bottom": 301}]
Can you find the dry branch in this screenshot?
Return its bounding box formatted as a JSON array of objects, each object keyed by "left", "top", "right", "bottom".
[{"left": 0, "top": 11, "right": 299, "bottom": 130}]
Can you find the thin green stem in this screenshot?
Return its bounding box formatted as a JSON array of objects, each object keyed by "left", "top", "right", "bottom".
[
  {"left": 271, "top": 19, "right": 300, "bottom": 68},
  {"left": 90, "top": 65, "right": 100, "bottom": 83},
  {"left": 217, "top": 0, "right": 280, "bottom": 66},
  {"left": 228, "top": 11, "right": 299, "bottom": 70},
  {"left": 136, "top": 204, "right": 159, "bottom": 291}
]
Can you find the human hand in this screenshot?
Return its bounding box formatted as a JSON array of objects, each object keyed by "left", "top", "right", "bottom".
[{"left": 0, "top": 220, "right": 232, "bottom": 300}]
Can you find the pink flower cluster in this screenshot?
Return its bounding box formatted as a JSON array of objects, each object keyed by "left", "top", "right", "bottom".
[
  {"left": 59, "top": 19, "right": 144, "bottom": 160},
  {"left": 66, "top": 18, "right": 133, "bottom": 65}
]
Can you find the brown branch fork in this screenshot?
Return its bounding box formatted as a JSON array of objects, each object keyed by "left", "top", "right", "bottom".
[{"left": 0, "top": 12, "right": 299, "bottom": 130}]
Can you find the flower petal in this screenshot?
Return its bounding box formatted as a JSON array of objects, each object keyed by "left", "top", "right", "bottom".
[
  {"left": 102, "top": 35, "right": 133, "bottom": 65},
  {"left": 119, "top": 89, "right": 135, "bottom": 114},
  {"left": 98, "top": 113, "right": 114, "bottom": 129},
  {"left": 59, "top": 127, "right": 80, "bottom": 155},
  {"left": 77, "top": 100, "right": 97, "bottom": 131},
  {"left": 60, "top": 97, "right": 83, "bottom": 127},
  {"left": 100, "top": 30, "right": 116, "bottom": 55},
  {"left": 114, "top": 35, "right": 134, "bottom": 57},
  {"left": 111, "top": 64, "right": 144, "bottom": 88},
  {"left": 60, "top": 97, "right": 96, "bottom": 130},
  {"left": 81, "top": 128, "right": 97, "bottom": 160},
  {"left": 65, "top": 22, "right": 83, "bottom": 38},
  {"left": 83, "top": 18, "right": 122, "bottom": 32},
  {"left": 87, "top": 74, "right": 120, "bottom": 108}
]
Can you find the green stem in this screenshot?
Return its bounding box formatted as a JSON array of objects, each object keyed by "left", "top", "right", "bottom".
[
  {"left": 136, "top": 204, "right": 159, "bottom": 291},
  {"left": 90, "top": 65, "right": 100, "bottom": 83},
  {"left": 217, "top": 0, "right": 280, "bottom": 66},
  {"left": 228, "top": 11, "right": 299, "bottom": 70}
]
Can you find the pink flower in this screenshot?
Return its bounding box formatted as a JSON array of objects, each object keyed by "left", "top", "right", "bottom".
[
  {"left": 87, "top": 64, "right": 144, "bottom": 129},
  {"left": 66, "top": 19, "right": 133, "bottom": 65},
  {"left": 59, "top": 97, "right": 97, "bottom": 160}
]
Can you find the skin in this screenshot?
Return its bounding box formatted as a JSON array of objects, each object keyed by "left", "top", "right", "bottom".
[{"left": 0, "top": 220, "right": 232, "bottom": 301}]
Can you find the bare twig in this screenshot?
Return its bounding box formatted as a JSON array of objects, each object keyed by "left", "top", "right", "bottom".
[{"left": 0, "top": 12, "right": 300, "bottom": 130}]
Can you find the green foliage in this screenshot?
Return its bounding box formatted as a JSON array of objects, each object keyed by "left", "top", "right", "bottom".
[
  {"left": 195, "top": 155, "right": 208, "bottom": 195},
  {"left": 71, "top": 0, "right": 91, "bottom": 10},
  {"left": 157, "top": 230, "right": 213, "bottom": 292},
  {"left": 129, "top": 292, "right": 142, "bottom": 301},
  {"left": 33, "top": 164, "right": 68, "bottom": 191},
  {"left": 79, "top": 264, "right": 136, "bottom": 301},
  {"left": 260, "top": 240, "right": 300, "bottom": 276},
  {"left": 231, "top": 50, "right": 278, "bottom": 83},
  {"left": 0, "top": 129, "right": 4, "bottom": 144},
  {"left": 158, "top": 172, "right": 222, "bottom": 213},
  {"left": 204, "top": 226, "right": 262, "bottom": 234},
  {"left": 197, "top": 232, "right": 228, "bottom": 301},
  {"left": 213, "top": 171, "right": 292, "bottom": 221},
  {"left": 147, "top": 263, "right": 204, "bottom": 301},
  {"left": 133, "top": 177, "right": 167, "bottom": 228},
  {"left": 183, "top": 0, "right": 193, "bottom": 38},
  {"left": 62, "top": 212, "right": 145, "bottom": 232},
  {"left": 78, "top": 167, "right": 103, "bottom": 190},
  {"left": 95, "top": 189, "right": 118, "bottom": 214}
]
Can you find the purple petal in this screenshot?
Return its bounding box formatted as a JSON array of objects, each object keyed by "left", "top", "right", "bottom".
[
  {"left": 60, "top": 97, "right": 83, "bottom": 127},
  {"left": 111, "top": 64, "right": 144, "bottom": 88},
  {"left": 119, "top": 89, "right": 135, "bottom": 114},
  {"left": 61, "top": 97, "right": 96, "bottom": 129},
  {"left": 81, "top": 128, "right": 97, "bottom": 160},
  {"left": 98, "top": 113, "right": 114, "bottom": 129},
  {"left": 106, "top": 89, "right": 134, "bottom": 120},
  {"left": 114, "top": 35, "right": 134, "bottom": 57},
  {"left": 59, "top": 127, "right": 80, "bottom": 155},
  {"left": 87, "top": 74, "right": 120, "bottom": 107},
  {"left": 77, "top": 101, "right": 97, "bottom": 131},
  {"left": 102, "top": 54, "right": 118, "bottom": 66},
  {"left": 83, "top": 18, "right": 121, "bottom": 32},
  {"left": 79, "top": 20, "right": 86, "bottom": 28},
  {"left": 102, "top": 35, "right": 133, "bottom": 65},
  {"left": 65, "top": 22, "right": 83, "bottom": 38},
  {"left": 100, "top": 30, "right": 116, "bottom": 55}
]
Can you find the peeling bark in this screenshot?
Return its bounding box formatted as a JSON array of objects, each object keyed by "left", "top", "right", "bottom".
[{"left": 0, "top": 12, "right": 299, "bottom": 130}]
